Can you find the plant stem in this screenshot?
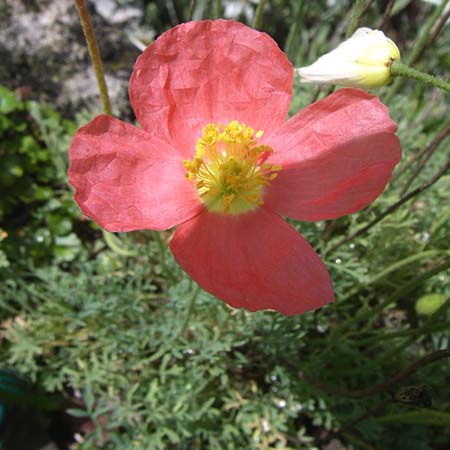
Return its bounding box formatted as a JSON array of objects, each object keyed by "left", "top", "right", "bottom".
[
  {"left": 302, "top": 348, "right": 450, "bottom": 398},
  {"left": 391, "top": 122, "right": 450, "bottom": 184},
  {"left": 369, "top": 250, "right": 449, "bottom": 286},
  {"left": 407, "top": 0, "right": 450, "bottom": 67},
  {"left": 328, "top": 259, "right": 450, "bottom": 345},
  {"left": 341, "top": 400, "right": 390, "bottom": 433},
  {"left": 375, "top": 297, "right": 450, "bottom": 361},
  {"left": 325, "top": 156, "right": 450, "bottom": 255},
  {"left": 342, "top": 432, "right": 377, "bottom": 450},
  {"left": 399, "top": 123, "right": 450, "bottom": 196},
  {"left": 74, "top": 0, "right": 112, "bottom": 115},
  {"left": 102, "top": 230, "right": 137, "bottom": 256},
  {"left": 390, "top": 60, "right": 450, "bottom": 93},
  {"left": 346, "top": 0, "right": 365, "bottom": 38},
  {"left": 356, "top": 319, "right": 450, "bottom": 346},
  {"left": 188, "top": 0, "right": 196, "bottom": 20},
  {"left": 253, "top": 0, "right": 267, "bottom": 29},
  {"left": 178, "top": 284, "right": 202, "bottom": 337},
  {"left": 166, "top": 0, "right": 179, "bottom": 25},
  {"left": 377, "top": 0, "right": 395, "bottom": 29},
  {"left": 366, "top": 260, "right": 450, "bottom": 328},
  {"left": 214, "top": 0, "right": 223, "bottom": 19},
  {"left": 284, "top": 0, "right": 305, "bottom": 62},
  {"left": 328, "top": 250, "right": 448, "bottom": 334},
  {"left": 374, "top": 320, "right": 450, "bottom": 363},
  {"left": 385, "top": 0, "right": 449, "bottom": 101},
  {"left": 152, "top": 231, "right": 177, "bottom": 283}
]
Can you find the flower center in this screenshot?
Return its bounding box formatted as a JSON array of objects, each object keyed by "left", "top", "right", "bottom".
[{"left": 183, "top": 121, "right": 281, "bottom": 215}]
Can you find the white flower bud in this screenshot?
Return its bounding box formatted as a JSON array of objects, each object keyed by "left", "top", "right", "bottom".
[{"left": 295, "top": 28, "right": 401, "bottom": 89}]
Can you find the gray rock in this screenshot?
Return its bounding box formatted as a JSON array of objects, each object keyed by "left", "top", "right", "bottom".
[{"left": 0, "top": 0, "right": 142, "bottom": 118}]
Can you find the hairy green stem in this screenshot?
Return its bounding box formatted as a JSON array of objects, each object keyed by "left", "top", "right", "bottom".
[
  {"left": 74, "top": 0, "right": 111, "bottom": 115},
  {"left": 253, "top": 0, "right": 267, "bottom": 29},
  {"left": 390, "top": 60, "right": 450, "bottom": 93}
]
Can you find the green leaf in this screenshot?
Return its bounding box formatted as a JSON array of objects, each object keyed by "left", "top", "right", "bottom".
[
  {"left": 66, "top": 408, "right": 91, "bottom": 418},
  {"left": 0, "top": 86, "right": 21, "bottom": 113},
  {"left": 376, "top": 410, "right": 450, "bottom": 426}
]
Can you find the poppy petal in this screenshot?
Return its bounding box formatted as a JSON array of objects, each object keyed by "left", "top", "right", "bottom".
[
  {"left": 130, "top": 19, "right": 293, "bottom": 158},
  {"left": 68, "top": 115, "right": 202, "bottom": 232},
  {"left": 264, "top": 89, "right": 401, "bottom": 221},
  {"left": 170, "top": 208, "right": 334, "bottom": 316}
]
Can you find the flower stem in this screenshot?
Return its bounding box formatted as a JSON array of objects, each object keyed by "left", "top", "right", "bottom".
[
  {"left": 284, "top": 0, "right": 305, "bottom": 61},
  {"left": 390, "top": 60, "right": 450, "bottom": 93},
  {"left": 390, "top": 122, "right": 450, "bottom": 185},
  {"left": 346, "top": 0, "right": 365, "bottom": 38},
  {"left": 74, "top": 0, "right": 112, "bottom": 115},
  {"left": 406, "top": 0, "right": 450, "bottom": 67},
  {"left": 253, "top": 0, "right": 267, "bottom": 30},
  {"left": 385, "top": 0, "right": 449, "bottom": 101},
  {"left": 102, "top": 230, "right": 137, "bottom": 256},
  {"left": 399, "top": 123, "right": 450, "bottom": 196},
  {"left": 178, "top": 283, "right": 202, "bottom": 336},
  {"left": 301, "top": 348, "right": 450, "bottom": 398},
  {"left": 377, "top": 0, "right": 395, "bottom": 29},
  {"left": 188, "top": 0, "right": 196, "bottom": 20},
  {"left": 327, "top": 260, "right": 450, "bottom": 344},
  {"left": 214, "top": 0, "right": 223, "bottom": 19},
  {"left": 152, "top": 231, "right": 177, "bottom": 283},
  {"left": 375, "top": 297, "right": 450, "bottom": 362},
  {"left": 325, "top": 156, "right": 450, "bottom": 255},
  {"left": 333, "top": 250, "right": 449, "bottom": 306}
]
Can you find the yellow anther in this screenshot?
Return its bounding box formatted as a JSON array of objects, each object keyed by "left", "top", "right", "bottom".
[{"left": 184, "top": 121, "right": 281, "bottom": 215}]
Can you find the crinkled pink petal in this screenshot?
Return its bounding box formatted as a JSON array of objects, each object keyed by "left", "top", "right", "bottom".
[
  {"left": 170, "top": 208, "right": 334, "bottom": 315},
  {"left": 68, "top": 115, "right": 203, "bottom": 232},
  {"left": 264, "top": 89, "right": 402, "bottom": 221},
  {"left": 130, "top": 19, "right": 293, "bottom": 158}
]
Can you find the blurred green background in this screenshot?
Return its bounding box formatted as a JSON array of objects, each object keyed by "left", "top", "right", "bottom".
[{"left": 0, "top": 0, "right": 449, "bottom": 449}]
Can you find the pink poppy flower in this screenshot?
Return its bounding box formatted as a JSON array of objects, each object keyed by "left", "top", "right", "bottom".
[{"left": 68, "top": 20, "right": 401, "bottom": 316}]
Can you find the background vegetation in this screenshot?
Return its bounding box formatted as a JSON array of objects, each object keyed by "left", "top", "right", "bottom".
[{"left": 1, "top": 1, "right": 449, "bottom": 449}]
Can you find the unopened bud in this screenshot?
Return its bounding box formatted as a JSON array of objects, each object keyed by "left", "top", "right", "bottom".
[{"left": 295, "top": 28, "right": 401, "bottom": 89}]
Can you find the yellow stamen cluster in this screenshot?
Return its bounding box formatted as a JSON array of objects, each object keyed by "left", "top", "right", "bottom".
[{"left": 184, "top": 121, "right": 281, "bottom": 215}]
